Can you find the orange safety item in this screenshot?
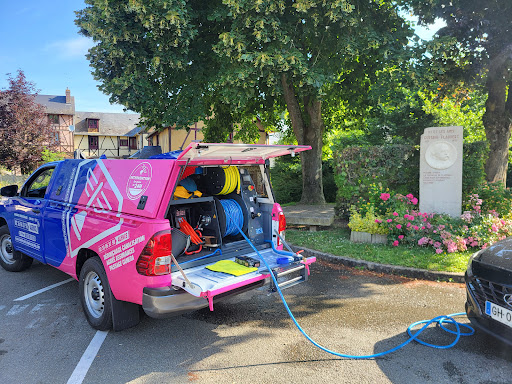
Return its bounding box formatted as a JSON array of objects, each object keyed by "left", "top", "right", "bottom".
[
  {"left": 173, "top": 186, "right": 203, "bottom": 200},
  {"left": 178, "top": 217, "right": 203, "bottom": 254}
]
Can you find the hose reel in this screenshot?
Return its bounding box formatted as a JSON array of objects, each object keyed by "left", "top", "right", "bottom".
[
  {"left": 219, "top": 199, "right": 244, "bottom": 237},
  {"left": 216, "top": 196, "right": 248, "bottom": 238},
  {"left": 218, "top": 166, "right": 240, "bottom": 195},
  {"left": 197, "top": 166, "right": 241, "bottom": 196}
]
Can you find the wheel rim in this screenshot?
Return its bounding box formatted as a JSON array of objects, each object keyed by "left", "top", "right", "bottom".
[
  {"left": 84, "top": 270, "right": 105, "bottom": 319},
  {"left": 0, "top": 234, "right": 15, "bottom": 265}
]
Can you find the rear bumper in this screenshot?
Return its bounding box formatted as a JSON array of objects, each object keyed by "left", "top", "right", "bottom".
[
  {"left": 142, "top": 279, "right": 265, "bottom": 318},
  {"left": 142, "top": 286, "right": 209, "bottom": 319}
]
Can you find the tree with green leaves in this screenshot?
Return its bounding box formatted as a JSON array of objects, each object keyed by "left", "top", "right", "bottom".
[
  {"left": 0, "top": 70, "right": 57, "bottom": 174},
  {"left": 405, "top": 0, "right": 512, "bottom": 185},
  {"left": 76, "top": 0, "right": 412, "bottom": 203}
]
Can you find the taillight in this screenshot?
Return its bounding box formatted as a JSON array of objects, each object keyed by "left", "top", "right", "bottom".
[
  {"left": 277, "top": 212, "right": 286, "bottom": 246},
  {"left": 136, "top": 230, "right": 172, "bottom": 276}
]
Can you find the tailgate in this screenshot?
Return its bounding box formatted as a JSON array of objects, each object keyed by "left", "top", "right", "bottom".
[
  {"left": 171, "top": 247, "right": 316, "bottom": 309},
  {"left": 176, "top": 142, "right": 311, "bottom": 165}
]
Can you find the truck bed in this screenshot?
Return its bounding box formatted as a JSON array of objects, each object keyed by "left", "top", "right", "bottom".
[{"left": 171, "top": 245, "right": 315, "bottom": 300}]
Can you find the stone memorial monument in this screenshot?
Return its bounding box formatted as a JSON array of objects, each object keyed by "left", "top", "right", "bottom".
[{"left": 419, "top": 126, "right": 463, "bottom": 217}]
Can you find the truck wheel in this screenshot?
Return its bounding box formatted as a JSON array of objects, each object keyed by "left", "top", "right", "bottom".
[
  {"left": 79, "top": 257, "right": 113, "bottom": 330},
  {"left": 0, "top": 225, "right": 33, "bottom": 272}
]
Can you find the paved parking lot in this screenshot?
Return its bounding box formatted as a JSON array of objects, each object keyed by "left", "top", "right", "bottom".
[{"left": 1, "top": 258, "right": 512, "bottom": 384}]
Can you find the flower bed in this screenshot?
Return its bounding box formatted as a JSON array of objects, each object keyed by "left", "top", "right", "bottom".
[{"left": 348, "top": 183, "right": 512, "bottom": 254}]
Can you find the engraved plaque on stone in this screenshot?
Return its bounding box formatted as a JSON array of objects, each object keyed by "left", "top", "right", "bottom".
[{"left": 419, "top": 126, "right": 463, "bottom": 217}]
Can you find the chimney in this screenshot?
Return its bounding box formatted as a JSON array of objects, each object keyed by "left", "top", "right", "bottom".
[{"left": 65, "top": 88, "right": 71, "bottom": 104}]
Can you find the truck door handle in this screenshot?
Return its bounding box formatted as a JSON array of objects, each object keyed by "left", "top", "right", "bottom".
[{"left": 31, "top": 208, "right": 40, "bottom": 214}]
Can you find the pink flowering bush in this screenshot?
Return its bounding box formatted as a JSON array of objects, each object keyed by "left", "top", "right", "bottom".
[
  {"left": 350, "top": 186, "right": 512, "bottom": 254},
  {"left": 380, "top": 193, "right": 391, "bottom": 201},
  {"left": 355, "top": 183, "right": 418, "bottom": 218},
  {"left": 463, "top": 183, "right": 512, "bottom": 218}
]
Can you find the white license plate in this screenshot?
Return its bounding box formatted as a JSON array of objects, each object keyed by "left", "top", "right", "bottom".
[{"left": 485, "top": 301, "right": 512, "bottom": 328}]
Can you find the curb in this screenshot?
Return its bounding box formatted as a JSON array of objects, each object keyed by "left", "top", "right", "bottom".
[{"left": 290, "top": 245, "right": 465, "bottom": 283}]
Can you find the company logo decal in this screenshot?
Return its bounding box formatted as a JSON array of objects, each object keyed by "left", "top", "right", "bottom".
[{"left": 126, "top": 162, "right": 152, "bottom": 200}]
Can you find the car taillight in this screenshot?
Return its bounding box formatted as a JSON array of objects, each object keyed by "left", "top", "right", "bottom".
[
  {"left": 136, "top": 230, "right": 172, "bottom": 276},
  {"left": 277, "top": 212, "right": 286, "bottom": 246}
]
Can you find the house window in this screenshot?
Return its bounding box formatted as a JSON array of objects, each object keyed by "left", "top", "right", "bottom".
[
  {"left": 89, "top": 136, "right": 99, "bottom": 150},
  {"left": 87, "top": 119, "right": 99, "bottom": 132},
  {"left": 119, "top": 139, "right": 128, "bottom": 147},
  {"left": 129, "top": 137, "right": 137, "bottom": 150},
  {"left": 48, "top": 114, "right": 59, "bottom": 124}
]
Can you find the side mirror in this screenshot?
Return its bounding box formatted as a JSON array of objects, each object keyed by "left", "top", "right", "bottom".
[{"left": 0, "top": 185, "right": 18, "bottom": 197}]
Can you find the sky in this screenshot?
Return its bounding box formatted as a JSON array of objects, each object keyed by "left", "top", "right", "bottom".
[
  {"left": 0, "top": 0, "right": 124, "bottom": 113},
  {"left": 0, "top": 0, "right": 445, "bottom": 114}
]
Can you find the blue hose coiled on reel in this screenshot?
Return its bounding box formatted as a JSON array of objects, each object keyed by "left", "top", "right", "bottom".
[{"left": 220, "top": 199, "right": 244, "bottom": 237}]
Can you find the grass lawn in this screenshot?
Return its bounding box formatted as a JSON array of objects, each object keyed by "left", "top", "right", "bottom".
[{"left": 286, "top": 228, "right": 473, "bottom": 273}]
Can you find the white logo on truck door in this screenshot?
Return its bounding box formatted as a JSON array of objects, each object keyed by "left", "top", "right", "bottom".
[
  {"left": 65, "top": 159, "right": 124, "bottom": 258},
  {"left": 84, "top": 168, "right": 115, "bottom": 213},
  {"left": 70, "top": 166, "right": 118, "bottom": 241}
]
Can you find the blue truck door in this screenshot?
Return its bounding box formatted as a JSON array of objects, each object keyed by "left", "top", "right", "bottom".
[
  {"left": 43, "top": 200, "right": 73, "bottom": 267},
  {"left": 11, "top": 166, "right": 56, "bottom": 262}
]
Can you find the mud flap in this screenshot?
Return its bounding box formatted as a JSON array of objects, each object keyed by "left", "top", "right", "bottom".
[{"left": 110, "top": 290, "right": 141, "bottom": 332}]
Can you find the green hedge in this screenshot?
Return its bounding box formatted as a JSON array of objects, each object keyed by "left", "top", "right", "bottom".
[
  {"left": 333, "top": 141, "right": 487, "bottom": 218},
  {"left": 462, "top": 141, "right": 487, "bottom": 193},
  {"left": 333, "top": 144, "right": 419, "bottom": 217}
]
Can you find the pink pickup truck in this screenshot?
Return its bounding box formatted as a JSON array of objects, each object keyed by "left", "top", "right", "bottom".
[{"left": 0, "top": 143, "right": 316, "bottom": 330}]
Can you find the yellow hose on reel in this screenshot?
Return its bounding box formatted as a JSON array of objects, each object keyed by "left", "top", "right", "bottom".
[{"left": 218, "top": 166, "right": 240, "bottom": 195}]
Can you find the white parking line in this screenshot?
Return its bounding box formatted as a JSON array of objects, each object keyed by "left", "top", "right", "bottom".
[
  {"left": 13, "top": 278, "right": 75, "bottom": 301},
  {"left": 67, "top": 330, "right": 109, "bottom": 384},
  {"left": 7, "top": 304, "right": 29, "bottom": 315}
]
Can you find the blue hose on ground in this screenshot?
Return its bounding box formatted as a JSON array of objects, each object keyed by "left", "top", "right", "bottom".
[{"left": 227, "top": 214, "right": 475, "bottom": 359}]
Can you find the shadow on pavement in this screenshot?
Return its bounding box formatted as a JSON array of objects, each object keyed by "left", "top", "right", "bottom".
[{"left": 374, "top": 323, "right": 512, "bottom": 383}]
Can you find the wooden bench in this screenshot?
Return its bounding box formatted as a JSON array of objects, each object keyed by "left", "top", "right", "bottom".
[{"left": 281, "top": 204, "right": 335, "bottom": 231}]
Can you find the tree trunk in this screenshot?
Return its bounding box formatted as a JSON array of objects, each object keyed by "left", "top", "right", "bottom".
[
  {"left": 483, "top": 46, "right": 512, "bottom": 186},
  {"left": 281, "top": 74, "right": 325, "bottom": 204},
  {"left": 301, "top": 97, "right": 325, "bottom": 204}
]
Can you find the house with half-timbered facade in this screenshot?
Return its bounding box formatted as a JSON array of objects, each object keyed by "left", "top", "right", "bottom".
[
  {"left": 146, "top": 120, "right": 269, "bottom": 153},
  {"left": 36, "top": 89, "right": 267, "bottom": 159},
  {"left": 34, "top": 88, "right": 75, "bottom": 156},
  {"left": 36, "top": 89, "right": 146, "bottom": 158},
  {"left": 73, "top": 111, "right": 146, "bottom": 158}
]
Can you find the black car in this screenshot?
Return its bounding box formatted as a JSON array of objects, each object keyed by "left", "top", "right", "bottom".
[{"left": 465, "top": 239, "right": 512, "bottom": 346}]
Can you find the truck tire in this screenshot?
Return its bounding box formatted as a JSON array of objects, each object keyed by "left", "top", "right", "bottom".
[
  {"left": 0, "top": 225, "right": 33, "bottom": 272},
  {"left": 79, "top": 257, "right": 113, "bottom": 330}
]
